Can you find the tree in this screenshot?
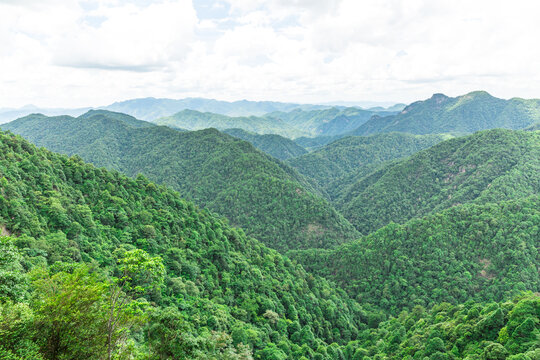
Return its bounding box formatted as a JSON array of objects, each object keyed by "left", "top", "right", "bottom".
[{"left": 106, "top": 249, "right": 165, "bottom": 360}]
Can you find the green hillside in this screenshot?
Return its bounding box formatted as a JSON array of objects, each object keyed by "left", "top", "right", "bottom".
[
  {"left": 342, "top": 293, "right": 540, "bottom": 360},
  {"left": 288, "top": 133, "right": 450, "bottom": 199},
  {"left": 223, "top": 128, "right": 307, "bottom": 160},
  {"left": 155, "top": 109, "right": 308, "bottom": 138},
  {"left": 337, "top": 129, "right": 540, "bottom": 235},
  {"left": 157, "top": 106, "right": 390, "bottom": 139},
  {"left": 290, "top": 197, "right": 540, "bottom": 314},
  {"left": 266, "top": 107, "right": 393, "bottom": 137},
  {"left": 352, "top": 91, "right": 540, "bottom": 136},
  {"left": 0, "top": 130, "right": 368, "bottom": 359},
  {"left": 3, "top": 112, "right": 359, "bottom": 252}
]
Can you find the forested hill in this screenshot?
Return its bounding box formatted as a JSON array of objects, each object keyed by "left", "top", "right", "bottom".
[
  {"left": 288, "top": 132, "right": 450, "bottom": 199},
  {"left": 3, "top": 111, "right": 359, "bottom": 252},
  {"left": 337, "top": 129, "right": 540, "bottom": 235},
  {"left": 265, "top": 107, "right": 396, "bottom": 137},
  {"left": 156, "top": 106, "right": 395, "bottom": 139},
  {"left": 155, "top": 109, "right": 308, "bottom": 138},
  {"left": 2, "top": 129, "right": 538, "bottom": 360},
  {"left": 223, "top": 128, "right": 307, "bottom": 160},
  {"left": 351, "top": 91, "right": 540, "bottom": 136},
  {"left": 0, "top": 130, "right": 369, "bottom": 359},
  {"left": 289, "top": 197, "right": 540, "bottom": 315}
]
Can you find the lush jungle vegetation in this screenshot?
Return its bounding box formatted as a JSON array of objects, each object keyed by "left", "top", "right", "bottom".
[
  {"left": 352, "top": 91, "right": 540, "bottom": 136},
  {"left": 337, "top": 129, "right": 540, "bottom": 235},
  {"left": 223, "top": 128, "right": 308, "bottom": 160},
  {"left": 341, "top": 293, "right": 540, "bottom": 360},
  {"left": 0, "top": 130, "right": 369, "bottom": 359},
  {"left": 289, "top": 197, "right": 540, "bottom": 315},
  {"left": 288, "top": 133, "right": 450, "bottom": 199},
  {"left": 1, "top": 130, "right": 538, "bottom": 359},
  {"left": 2, "top": 112, "right": 359, "bottom": 252}
]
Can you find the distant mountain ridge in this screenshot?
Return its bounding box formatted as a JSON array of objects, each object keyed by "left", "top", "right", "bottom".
[
  {"left": 352, "top": 91, "right": 540, "bottom": 136},
  {"left": 102, "top": 97, "right": 330, "bottom": 120},
  {"left": 156, "top": 106, "right": 397, "bottom": 139}
]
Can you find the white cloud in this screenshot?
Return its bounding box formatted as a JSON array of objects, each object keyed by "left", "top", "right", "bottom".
[{"left": 1, "top": 0, "right": 540, "bottom": 108}]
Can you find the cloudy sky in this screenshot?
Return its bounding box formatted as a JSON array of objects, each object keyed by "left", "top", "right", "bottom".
[{"left": 1, "top": 0, "right": 539, "bottom": 108}]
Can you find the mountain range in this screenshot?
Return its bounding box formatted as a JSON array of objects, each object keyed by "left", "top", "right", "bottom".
[
  {"left": 1, "top": 91, "right": 539, "bottom": 359},
  {"left": 2, "top": 110, "right": 359, "bottom": 252}
]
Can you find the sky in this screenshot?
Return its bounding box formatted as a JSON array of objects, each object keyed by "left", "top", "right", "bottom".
[{"left": 1, "top": 0, "right": 540, "bottom": 108}]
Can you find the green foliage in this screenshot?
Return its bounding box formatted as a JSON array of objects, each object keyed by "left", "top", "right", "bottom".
[
  {"left": 156, "top": 109, "right": 307, "bottom": 138},
  {"left": 352, "top": 91, "right": 540, "bottom": 136},
  {"left": 223, "top": 128, "right": 307, "bottom": 160},
  {"left": 290, "top": 197, "right": 540, "bottom": 314},
  {"left": 265, "top": 107, "right": 395, "bottom": 137},
  {"left": 2, "top": 112, "right": 359, "bottom": 252},
  {"left": 341, "top": 294, "right": 540, "bottom": 359},
  {"left": 0, "top": 131, "right": 367, "bottom": 357},
  {"left": 337, "top": 129, "right": 540, "bottom": 235},
  {"left": 288, "top": 132, "right": 449, "bottom": 199},
  {"left": 0, "top": 237, "right": 28, "bottom": 302}
]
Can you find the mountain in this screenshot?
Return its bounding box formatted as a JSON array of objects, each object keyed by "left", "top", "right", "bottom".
[
  {"left": 155, "top": 106, "right": 397, "bottom": 139},
  {"left": 351, "top": 91, "right": 540, "bottom": 136},
  {"left": 3, "top": 111, "right": 359, "bottom": 252},
  {"left": 288, "top": 133, "right": 450, "bottom": 199},
  {"left": 103, "top": 97, "right": 328, "bottom": 120},
  {"left": 155, "top": 109, "right": 309, "bottom": 138},
  {"left": 0, "top": 130, "right": 369, "bottom": 359},
  {"left": 222, "top": 128, "right": 307, "bottom": 160},
  {"left": 266, "top": 107, "right": 395, "bottom": 137},
  {"left": 290, "top": 197, "right": 540, "bottom": 314},
  {"left": 337, "top": 129, "right": 540, "bottom": 235},
  {"left": 2, "top": 128, "right": 537, "bottom": 360}
]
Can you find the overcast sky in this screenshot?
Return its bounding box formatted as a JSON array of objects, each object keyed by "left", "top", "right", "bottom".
[{"left": 1, "top": 0, "right": 539, "bottom": 108}]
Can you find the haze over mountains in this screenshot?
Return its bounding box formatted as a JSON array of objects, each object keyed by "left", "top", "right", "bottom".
[{"left": 1, "top": 90, "right": 539, "bottom": 359}]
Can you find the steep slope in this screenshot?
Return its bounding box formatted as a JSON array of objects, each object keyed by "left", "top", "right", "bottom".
[
  {"left": 3, "top": 112, "right": 359, "bottom": 252},
  {"left": 223, "top": 128, "right": 307, "bottom": 160},
  {"left": 290, "top": 197, "right": 540, "bottom": 314},
  {"left": 103, "top": 97, "right": 327, "bottom": 119},
  {"left": 288, "top": 133, "right": 450, "bottom": 199},
  {"left": 155, "top": 109, "right": 308, "bottom": 138},
  {"left": 352, "top": 91, "right": 540, "bottom": 136},
  {"left": 337, "top": 129, "right": 540, "bottom": 235},
  {"left": 0, "top": 131, "right": 368, "bottom": 358}
]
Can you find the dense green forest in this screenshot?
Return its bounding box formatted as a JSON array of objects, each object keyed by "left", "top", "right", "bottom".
[
  {"left": 223, "top": 128, "right": 308, "bottom": 160},
  {"left": 337, "top": 129, "right": 540, "bottom": 235},
  {"left": 352, "top": 91, "right": 540, "bottom": 136},
  {"left": 288, "top": 133, "right": 450, "bottom": 199},
  {"left": 1, "top": 130, "right": 538, "bottom": 359},
  {"left": 341, "top": 293, "right": 540, "bottom": 360},
  {"left": 289, "top": 197, "right": 540, "bottom": 314},
  {"left": 2, "top": 112, "right": 359, "bottom": 252},
  {"left": 0, "top": 130, "right": 369, "bottom": 359}
]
